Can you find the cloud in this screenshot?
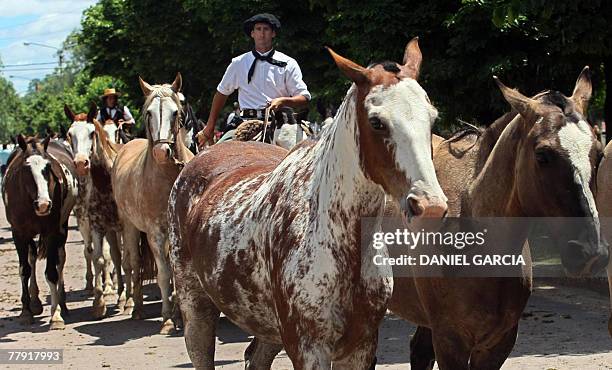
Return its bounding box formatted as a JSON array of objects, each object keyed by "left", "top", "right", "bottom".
[
  {"left": 0, "top": 0, "right": 97, "bottom": 94},
  {"left": 0, "top": 0, "right": 97, "bottom": 17}
]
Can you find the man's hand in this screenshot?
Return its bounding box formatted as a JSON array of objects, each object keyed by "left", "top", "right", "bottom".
[
  {"left": 267, "top": 97, "right": 287, "bottom": 111},
  {"left": 196, "top": 123, "right": 215, "bottom": 148}
]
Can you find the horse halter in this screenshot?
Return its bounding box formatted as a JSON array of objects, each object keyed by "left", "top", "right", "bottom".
[{"left": 148, "top": 95, "right": 184, "bottom": 147}]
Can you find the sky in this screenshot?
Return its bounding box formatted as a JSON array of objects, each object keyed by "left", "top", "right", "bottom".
[{"left": 0, "top": 0, "right": 97, "bottom": 95}]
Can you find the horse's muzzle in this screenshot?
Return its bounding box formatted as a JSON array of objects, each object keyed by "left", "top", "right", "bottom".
[
  {"left": 406, "top": 195, "right": 448, "bottom": 219},
  {"left": 74, "top": 154, "right": 90, "bottom": 176},
  {"left": 153, "top": 143, "right": 172, "bottom": 164},
  {"left": 34, "top": 199, "right": 52, "bottom": 216}
]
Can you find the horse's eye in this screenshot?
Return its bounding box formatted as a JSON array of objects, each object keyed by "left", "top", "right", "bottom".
[
  {"left": 535, "top": 148, "right": 554, "bottom": 165},
  {"left": 369, "top": 117, "right": 385, "bottom": 131}
]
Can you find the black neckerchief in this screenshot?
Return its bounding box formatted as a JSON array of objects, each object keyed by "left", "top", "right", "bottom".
[{"left": 247, "top": 49, "right": 287, "bottom": 83}]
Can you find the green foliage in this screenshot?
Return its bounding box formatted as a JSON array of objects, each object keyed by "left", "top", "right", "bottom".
[
  {"left": 14, "top": 0, "right": 612, "bottom": 137},
  {"left": 0, "top": 77, "right": 26, "bottom": 142}
]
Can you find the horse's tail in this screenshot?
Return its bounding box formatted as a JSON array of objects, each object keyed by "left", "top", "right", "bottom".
[{"left": 139, "top": 232, "right": 157, "bottom": 283}]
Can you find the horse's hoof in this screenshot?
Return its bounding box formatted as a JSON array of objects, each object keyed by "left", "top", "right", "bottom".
[
  {"left": 122, "top": 306, "right": 133, "bottom": 316},
  {"left": 103, "top": 286, "right": 115, "bottom": 298},
  {"left": 92, "top": 302, "right": 107, "bottom": 319},
  {"left": 19, "top": 312, "right": 34, "bottom": 325},
  {"left": 117, "top": 297, "right": 126, "bottom": 311},
  {"left": 131, "top": 309, "right": 143, "bottom": 320},
  {"left": 159, "top": 319, "right": 174, "bottom": 335},
  {"left": 49, "top": 320, "right": 65, "bottom": 330},
  {"left": 172, "top": 316, "right": 183, "bottom": 332},
  {"left": 29, "top": 298, "right": 43, "bottom": 316}
]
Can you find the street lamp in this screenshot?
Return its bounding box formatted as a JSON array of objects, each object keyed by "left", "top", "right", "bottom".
[
  {"left": 8, "top": 75, "right": 41, "bottom": 92},
  {"left": 23, "top": 42, "right": 64, "bottom": 73}
]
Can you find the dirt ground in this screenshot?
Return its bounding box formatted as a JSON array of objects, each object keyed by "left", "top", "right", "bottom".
[{"left": 1, "top": 202, "right": 611, "bottom": 369}]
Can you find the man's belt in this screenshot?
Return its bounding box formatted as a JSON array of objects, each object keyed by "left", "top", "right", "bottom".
[{"left": 240, "top": 109, "right": 266, "bottom": 119}]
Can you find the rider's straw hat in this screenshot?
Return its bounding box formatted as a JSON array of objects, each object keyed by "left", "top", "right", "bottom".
[{"left": 100, "top": 88, "right": 121, "bottom": 99}]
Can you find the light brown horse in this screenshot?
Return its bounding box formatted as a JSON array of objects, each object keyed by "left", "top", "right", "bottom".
[
  {"left": 168, "top": 40, "right": 447, "bottom": 369},
  {"left": 389, "top": 68, "right": 609, "bottom": 370},
  {"left": 596, "top": 140, "right": 612, "bottom": 338},
  {"left": 112, "top": 73, "right": 192, "bottom": 334}
]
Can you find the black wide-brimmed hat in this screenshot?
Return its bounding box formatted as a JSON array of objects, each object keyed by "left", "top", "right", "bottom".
[{"left": 243, "top": 13, "right": 281, "bottom": 36}]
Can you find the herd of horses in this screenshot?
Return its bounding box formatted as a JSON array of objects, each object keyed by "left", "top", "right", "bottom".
[{"left": 2, "top": 38, "right": 612, "bottom": 369}]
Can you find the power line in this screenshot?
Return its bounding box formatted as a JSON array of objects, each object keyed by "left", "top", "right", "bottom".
[
  {"left": 0, "top": 67, "right": 57, "bottom": 72},
  {"left": 2, "top": 61, "right": 57, "bottom": 67}
]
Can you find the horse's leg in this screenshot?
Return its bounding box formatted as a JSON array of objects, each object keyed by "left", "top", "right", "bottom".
[
  {"left": 43, "top": 233, "right": 66, "bottom": 330},
  {"left": 175, "top": 260, "right": 219, "bottom": 369},
  {"left": 469, "top": 325, "right": 518, "bottom": 370},
  {"left": 429, "top": 329, "right": 471, "bottom": 370},
  {"left": 608, "top": 244, "right": 612, "bottom": 338},
  {"left": 147, "top": 232, "right": 174, "bottom": 334},
  {"left": 106, "top": 231, "right": 124, "bottom": 306},
  {"left": 79, "top": 216, "right": 94, "bottom": 292},
  {"left": 27, "top": 239, "right": 43, "bottom": 315},
  {"left": 244, "top": 337, "right": 282, "bottom": 370},
  {"left": 119, "top": 230, "right": 133, "bottom": 314},
  {"left": 331, "top": 332, "right": 378, "bottom": 370},
  {"left": 123, "top": 221, "right": 142, "bottom": 318},
  {"left": 14, "top": 234, "right": 34, "bottom": 325},
  {"left": 283, "top": 342, "right": 331, "bottom": 370},
  {"left": 102, "top": 237, "right": 114, "bottom": 297},
  {"left": 410, "top": 326, "right": 436, "bottom": 370},
  {"left": 91, "top": 229, "right": 107, "bottom": 319}
]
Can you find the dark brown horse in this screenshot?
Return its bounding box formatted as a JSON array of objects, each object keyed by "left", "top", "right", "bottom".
[
  {"left": 169, "top": 40, "right": 447, "bottom": 369},
  {"left": 2, "top": 135, "right": 78, "bottom": 329},
  {"left": 389, "top": 68, "right": 609, "bottom": 370}
]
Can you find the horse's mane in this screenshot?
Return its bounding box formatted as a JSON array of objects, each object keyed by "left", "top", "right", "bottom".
[{"left": 143, "top": 84, "right": 182, "bottom": 113}]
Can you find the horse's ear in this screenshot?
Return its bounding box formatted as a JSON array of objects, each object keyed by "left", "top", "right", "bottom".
[
  {"left": 59, "top": 124, "right": 67, "bottom": 139},
  {"left": 401, "top": 37, "right": 422, "bottom": 80},
  {"left": 17, "top": 134, "right": 27, "bottom": 152},
  {"left": 494, "top": 76, "right": 543, "bottom": 121},
  {"left": 87, "top": 101, "right": 98, "bottom": 123},
  {"left": 43, "top": 135, "right": 51, "bottom": 152},
  {"left": 326, "top": 47, "right": 369, "bottom": 86},
  {"left": 139, "top": 76, "right": 154, "bottom": 96},
  {"left": 571, "top": 66, "right": 592, "bottom": 115},
  {"left": 171, "top": 72, "right": 182, "bottom": 93},
  {"left": 64, "top": 104, "right": 75, "bottom": 122}
]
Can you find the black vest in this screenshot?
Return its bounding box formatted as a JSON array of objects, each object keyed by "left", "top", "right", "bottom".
[{"left": 99, "top": 105, "right": 125, "bottom": 124}]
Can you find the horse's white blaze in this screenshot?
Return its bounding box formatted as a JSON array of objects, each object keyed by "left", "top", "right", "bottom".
[
  {"left": 103, "top": 124, "right": 118, "bottom": 144},
  {"left": 26, "top": 155, "right": 51, "bottom": 203},
  {"left": 365, "top": 80, "right": 446, "bottom": 203},
  {"left": 68, "top": 121, "right": 96, "bottom": 157},
  {"left": 559, "top": 120, "right": 598, "bottom": 218},
  {"left": 147, "top": 95, "right": 178, "bottom": 142}
]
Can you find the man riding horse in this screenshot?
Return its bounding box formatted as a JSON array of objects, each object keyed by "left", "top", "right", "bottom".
[
  {"left": 97, "top": 88, "right": 136, "bottom": 142},
  {"left": 196, "top": 13, "right": 311, "bottom": 147}
]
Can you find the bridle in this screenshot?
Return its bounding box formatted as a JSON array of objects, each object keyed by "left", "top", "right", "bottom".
[{"left": 147, "top": 92, "right": 186, "bottom": 167}]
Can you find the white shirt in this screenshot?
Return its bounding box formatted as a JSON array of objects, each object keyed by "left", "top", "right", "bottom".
[
  {"left": 96, "top": 106, "right": 135, "bottom": 124},
  {"left": 217, "top": 49, "right": 311, "bottom": 109}
]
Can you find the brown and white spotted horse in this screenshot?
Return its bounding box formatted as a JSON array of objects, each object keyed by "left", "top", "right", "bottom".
[
  {"left": 168, "top": 39, "right": 447, "bottom": 369},
  {"left": 64, "top": 104, "right": 117, "bottom": 296},
  {"left": 66, "top": 104, "right": 125, "bottom": 319},
  {"left": 2, "top": 135, "right": 78, "bottom": 329},
  {"left": 112, "top": 73, "right": 192, "bottom": 334}
]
